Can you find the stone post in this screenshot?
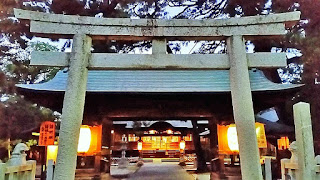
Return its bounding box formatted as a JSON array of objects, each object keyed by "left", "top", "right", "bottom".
[
  {"left": 53, "top": 34, "right": 92, "bottom": 180},
  {"left": 293, "top": 102, "right": 316, "bottom": 180},
  {"left": 152, "top": 38, "right": 167, "bottom": 54},
  {"left": 47, "top": 160, "right": 54, "bottom": 180},
  {"left": 227, "top": 35, "right": 263, "bottom": 180},
  {"left": 0, "top": 163, "right": 6, "bottom": 180},
  {"left": 264, "top": 157, "right": 272, "bottom": 180}
]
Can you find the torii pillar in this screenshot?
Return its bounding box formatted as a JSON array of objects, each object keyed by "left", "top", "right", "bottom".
[
  {"left": 53, "top": 34, "right": 92, "bottom": 180},
  {"left": 228, "top": 35, "right": 263, "bottom": 180}
]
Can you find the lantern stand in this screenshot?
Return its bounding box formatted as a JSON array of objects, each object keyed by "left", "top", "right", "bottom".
[
  {"left": 179, "top": 139, "right": 186, "bottom": 166},
  {"left": 118, "top": 135, "right": 129, "bottom": 169}
]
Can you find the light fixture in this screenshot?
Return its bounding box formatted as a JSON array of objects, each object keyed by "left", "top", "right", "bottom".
[
  {"left": 218, "top": 123, "right": 267, "bottom": 154},
  {"left": 77, "top": 125, "right": 92, "bottom": 153},
  {"left": 137, "top": 141, "right": 143, "bottom": 151},
  {"left": 227, "top": 125, "right": 239, "bottom": 152},
  {"left": 47, "top": 145, "right": 58, "bottom": 164},
  {"left": 179, "top": 140, "right": 186, "bottom": 150},
  {"left": 32, "top": 132, "right": 40, "bottom": 136},
  {"left": 167, "top": 129, "right": 173, "bottom": 134},
  {"left": 77, "top": 125, "right": 102, "bottom": 156}
]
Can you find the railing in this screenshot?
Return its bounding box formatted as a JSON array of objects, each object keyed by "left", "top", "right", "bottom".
[
  {"left": 0, "top": 160, "right": 36, "bottom": 180},
  {"left": 281, "top": 159, "right": 320, "bottom": 180}
]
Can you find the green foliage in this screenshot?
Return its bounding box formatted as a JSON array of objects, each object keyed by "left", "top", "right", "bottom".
[
  {"left": 0, "top": 39, "right": 59, "bottom": 159},
  {"left": 25, "top": 139, "right": 37, "bottom": 148},
  {"left": 1, "top": 41, "right": 60, "bottom": 84},
  {"left": 0, "top": 95, "right": 57, "bottom": 140}
]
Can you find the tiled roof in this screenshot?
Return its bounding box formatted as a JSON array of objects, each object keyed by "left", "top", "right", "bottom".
[{"left": 16, "top": 69, "right": 302, "bottom": 92}]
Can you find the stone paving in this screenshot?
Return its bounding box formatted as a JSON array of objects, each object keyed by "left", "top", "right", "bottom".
[{"left": 127, "top": 163, "right": 194, "bottom": 180}]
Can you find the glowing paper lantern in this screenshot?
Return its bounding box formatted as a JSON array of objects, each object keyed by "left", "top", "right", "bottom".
[
  {"left": 218, "top": 123, "right": 267, "bottom": 154},
  {"left": 227, "top": 125, "right": 239, "bottom": 152},
  {"left": 77, "top": 125, "right": 102, "bottom": 156},
  {"left": 138, "top": 141, "right": 143, "bottom": 151},
  {"left": 179, "top": 140, "right": 186, "bottom": 150},
  {"left": 77, "top": 125, "right": 92, "bottom": 153}
]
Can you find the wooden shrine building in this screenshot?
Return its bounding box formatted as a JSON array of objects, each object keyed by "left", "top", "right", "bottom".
[{"left": 18, "top": 68, "right": 301, "bottom": 172}]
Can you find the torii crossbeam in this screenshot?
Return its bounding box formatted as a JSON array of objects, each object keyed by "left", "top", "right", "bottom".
[{"left": 14, "top": 9, "right": 300, "bottom": 180}]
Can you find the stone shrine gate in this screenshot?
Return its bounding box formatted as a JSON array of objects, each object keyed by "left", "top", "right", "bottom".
[{"left": 13, "top": 9, "right": 313, "bottom": 180}]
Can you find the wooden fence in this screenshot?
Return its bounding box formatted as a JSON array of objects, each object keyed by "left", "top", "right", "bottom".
[{"left": 0, "top": 160, "right": 36, "bottom": 180}]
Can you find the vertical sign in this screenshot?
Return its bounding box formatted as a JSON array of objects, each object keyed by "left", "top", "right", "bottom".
[{"left": 39, "top": 121, "right": 55, "bottom": 146}]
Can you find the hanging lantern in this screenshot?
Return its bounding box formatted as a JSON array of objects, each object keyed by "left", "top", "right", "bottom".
[
  {"left": 227, "top": 125, "right": 239, "bottom": 152},
  {"left": 179, "top": 140, "right": 186, "bottom": 150},
  {"left": 137, "top": 140, "right": 143, "bottom": 151},
  {"left": 78, "top": 125, "right": 91, "bottom": 153},
  {"left": 218, "top": 122, "right": 267, "bottom": 154},
  {"left": 278, "top": 136, "right": 290, "bottom": 150},
  {"left": 77, "top": 125, "right": 102, "bottom": 156}
]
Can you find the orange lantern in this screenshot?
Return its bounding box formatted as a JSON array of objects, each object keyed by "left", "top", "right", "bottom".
[
  {"left": 277, "top": 136, "right": 290, "bottom": 150},
  {"left": 77, "top": 125, "right": 102, "bottom": 156},
  {"left": 218, "top": 122, "right": 267, "bottom": 154}
]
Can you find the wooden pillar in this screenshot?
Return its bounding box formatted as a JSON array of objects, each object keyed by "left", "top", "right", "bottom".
[
  {"left": 227, "top": 35, "right": 263, "bottom": 180},
  {"left": 208, "top": 118, "right": 218, "bottom": 171},
  {"left": 293, "top": 102, "right": 316, "bottom": 180},
  {"left": 208, "top": 118, "right": 218, "bottom": 155},
  {"left": 218, "top": 154, "right": 226, "bottom": 178},
  {"left": 102, "top": 118, "right": 112, "bottom": 173},
  {"left": 53, "top": 34, "right": 92, "bottom": 180}
]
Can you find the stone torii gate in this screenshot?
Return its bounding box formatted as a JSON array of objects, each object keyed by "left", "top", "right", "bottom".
[{"left": 14, "top": 9, "right": 300, "bottom": 180}]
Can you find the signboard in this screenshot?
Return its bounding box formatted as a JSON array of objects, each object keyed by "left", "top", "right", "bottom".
[{"left": 39, "top": 121, "right": 55, "bottom": 146}]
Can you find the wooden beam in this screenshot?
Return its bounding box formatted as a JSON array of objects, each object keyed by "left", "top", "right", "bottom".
[
  {"left": 14, "top": 9, "right": 300, "bottom": 27},
  {"left": 31, "top": 51, "right": 286, "bottom": 69},
  {"left": 105, "top": 108, "right": 214, "bottom": 119},
  {"left": 30, "top": 21, "right": 286, "bottom": 36}
]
